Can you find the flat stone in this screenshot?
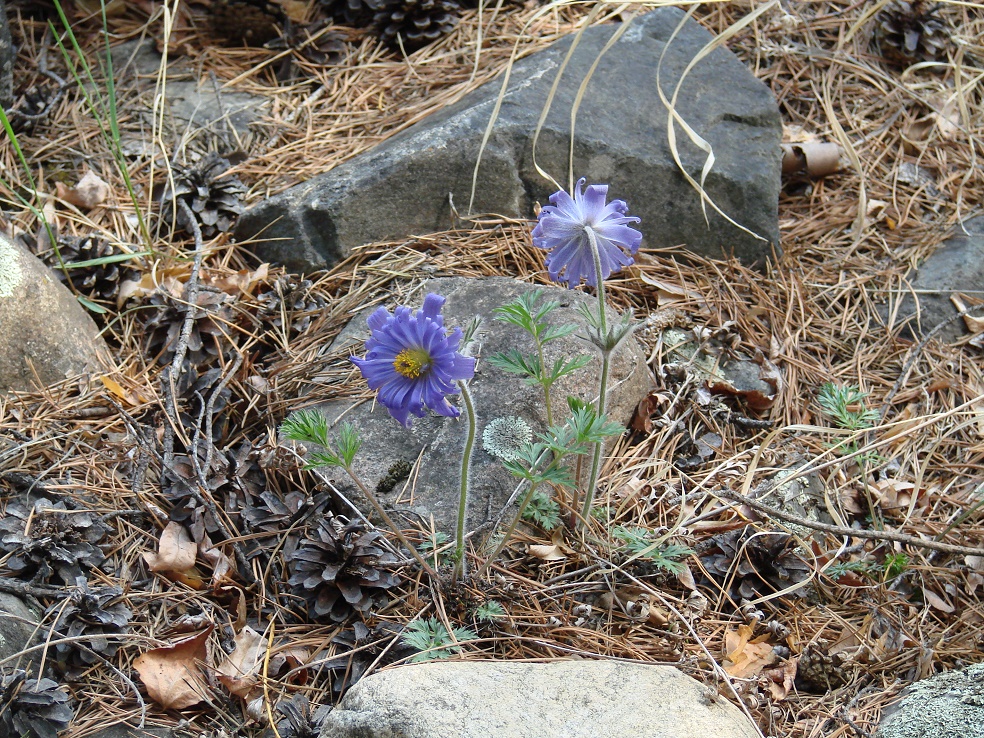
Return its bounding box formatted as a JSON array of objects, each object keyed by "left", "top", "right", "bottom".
[
  {"left": 0, "top": 233, "right": 110, "bottom": 393},
  {"left": 875, "top": 662, "right": 984, "bottom": 738},
  {"left": 0, "top": 592, "right": 40, "bottom": 668},
  {"left": 236, "top": 7, "right": 781, "bottom": 272},
  {"left": 891, "top": 216, "right": 984, "bottom": 343},
  {"left": 306, "top": 276, "right": 650, "bottom": 533},
  {"left": 319, "top": 660, "right": 762, "bottom": 738}
]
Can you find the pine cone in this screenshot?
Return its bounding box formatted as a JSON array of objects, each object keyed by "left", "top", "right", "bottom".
[
  {"left": 255, "top": 276, "right": 330, "bottom": 337},
  {"left": 142, "top": 286, "right": 236, "bottom": 366},
  {"left": 263, "top": 694, "right": 332, "bottom": 738},
  {"left": 321, "top": 0, "right": 386, "bottom": 27},
  {"left": 242, "top": 489, "right": 309, "bottom": 560},
  {"left": 0, "top": 498, "right": 110, "bottom": 586},
  {"left": 210, "top": 0, "right": 285, "bottom": 46},
  {"left": 45, "top": 235, "right": 140, "bottom": 302},
  {"left": 372, "top": 0, "right": 461, "bottom": 50},
  {"left": 265, "top": 20, "right": 348, "bottom": 73},
  {"left": 49, "top": 581, "right": 132, "bottom": 677},
  {"left": 287, "top": 515, "right": 402, "bottom": 622},
  {"left": 155, "top": 154, "right": 247, "bottom": 239},
  {"left": 874, "top": 1, "right": 949, "bottom": 65},
  {"left": 699, "top": 525, "right": 810, "bottom": 602},
  {"left": 0, "top": 669, "right": 74, "bottom": 738}
]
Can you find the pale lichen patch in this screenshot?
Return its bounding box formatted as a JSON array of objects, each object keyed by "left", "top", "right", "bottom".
[{"left": 0, "top": 237, "right": 24, "bottom": 298}]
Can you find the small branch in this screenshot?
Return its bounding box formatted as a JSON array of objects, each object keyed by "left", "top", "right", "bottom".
[
  {"left": 714, "top": 486, "right": 984, "bottom": 557},
  {"left": 0, "top": 578, "right": 65, "bottom": 600}
]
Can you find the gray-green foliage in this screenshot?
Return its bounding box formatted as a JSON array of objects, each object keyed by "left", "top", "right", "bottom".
[
  {"left": 280, "top": 410, "right": 361, "bottom": 469},
  {"left": 521, "top": 490, "right": 561, "bottom": 530},
  {"left": 611, "top": 527, "right": 694, "bottom": 575},
  {"left": 402, "top": 618, "right": 477, "bottom": 662},
  {"left": 817, "top": 383, "right": 880, "bottom": 431},
  {"left": 472, "top": 600, "right": 506, "bottom": 623}
]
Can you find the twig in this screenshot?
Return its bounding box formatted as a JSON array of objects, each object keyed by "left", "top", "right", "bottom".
[
  {"left": 714, "top": 486, "right": 984, "bottom": 557},
  {"left": 0, "top": 578, "right": 66, "bottom": 600}
]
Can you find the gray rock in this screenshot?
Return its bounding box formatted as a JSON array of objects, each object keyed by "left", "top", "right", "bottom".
[
  {"left": 308, "top": 276, "right": 650, "bottom": 533},
  {"left": 891, "top": 216, "right": 984, "bottom": 343},
  {"left": 236, "top": 7, "right": 781, "bottom": 272},
  {"left": 0, "top": 233, "right": 110, "bottom": 394},
  {"left": 110, "top": 39, "right": 268, "bottom": 153},
  {"left": 875, "top": 662, "right": 984, "bottom": 738},
  {"left": 0, "top": 592, "right": 41, "bottom": 667},
  {"left": 319, "top": 660, "right": 762, "bottom": 738},
  {"left": 0, "top": 0, "right": 12, "bottom": 110}
]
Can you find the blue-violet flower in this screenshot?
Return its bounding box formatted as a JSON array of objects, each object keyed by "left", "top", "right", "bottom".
[
  {"left": 351, "top": 293, "right": 476, "bottom": 427},
  {"left": 532, "top": 178, "right": 642, "bottom": 288}
]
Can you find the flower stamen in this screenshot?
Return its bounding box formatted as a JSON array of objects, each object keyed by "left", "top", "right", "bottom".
[{"left": 393, "top": 348, "right": 432, "bottom": 378}]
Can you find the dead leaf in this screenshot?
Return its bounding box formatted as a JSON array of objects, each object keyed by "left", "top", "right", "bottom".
[
  {"left": 762, "top": 658, "right": 798, "bottom": 701},
  {"left": 133, "top": 626, "right": 213, "bottom": 709},
  {"left": 951, "top": 293, "right": 984, "bottom": 335},
  {"left": 55, "top": 170, "right": 111, "bottom": 210},
  {"left": 143, "top": 522, "right": 205, "bottom": 588},
  {"left": 528, "top": 543, "right": 567, "bottom": 561},
  {"left": 216, "top": 626, "right": 267, "bottom": 699},
  {"left": 922, "top": 588, "right": 955, "bottom": 613},
  {"left": 637, "top": 273, "right": 708, "bottom": 310},
  {"left": 724, "top": 624, "right": 777, "bottom": 678},
  {"left": 204, "top": 264, "right": 270, "bottom": 296}
]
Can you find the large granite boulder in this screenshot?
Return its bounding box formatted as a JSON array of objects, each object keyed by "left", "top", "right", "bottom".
[
  {"left": 237, "top": 7, "right": 782, "bottom": 272},
  {"left": 319, "top": 660, "right": 762, "bottom": 738},
  {"left": 0, "top": 233, "right": 110, "bottom": 393},
  {"left": 304, "top": 276, "right": 650, "bottom": 533},
  {"left": 875, "top": 662, "right": 984, "bottom": 738}
]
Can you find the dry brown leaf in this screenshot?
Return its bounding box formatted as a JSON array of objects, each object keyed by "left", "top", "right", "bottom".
[
  {"left": 144, "top": 522, "right": 197, "bottom": 572},
  {"left": 133, "top": 626, "right": 213, "bottom": 710},
  {"left": 951, "top": 293, "right": 984, "bottom": 335},
  {"left": 55, "top": 170, "right": 111, "bottom": 210},
  {"left": 637, "top": 273, "right": 707, "bottom": 309},
  {"left": 724, "top": 624, "right": 777, "bottom": 678},
  {"left": 216, "top": 626, "right": 267, "bottom": 699},
  {"left": 922, "top": 588, "right": 955, "bottom": 613},
  {"left": 762, "top": 658, "right": 798, "bottom": 701},
  {"left": 528, "top": 543, "right": 567, "bottom": 561},
  {"left": 205, "top": 264, "right": 270, "bottom": 296}
]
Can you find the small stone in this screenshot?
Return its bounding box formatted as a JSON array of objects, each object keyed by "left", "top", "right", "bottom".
[
  {"left": 0, "top": 233, "right": 110, "bottom": 394},
  {"left": 318, "top": 660, "right": 762, "bottom": 738},
  {"left": 890, "top": 216, "right": 984, "bottom": 343},
  {"left": 0, "top": 593, "right": 41, "bottom": 667},
  {"left": 237, "top": 7, "right": 781, "bottom": 272}
]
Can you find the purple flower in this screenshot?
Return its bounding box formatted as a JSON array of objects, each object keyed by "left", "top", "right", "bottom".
[
  {"left": 350, "top": 293, "right": 476, "bottom": 428},
  {"left": 532, "top": 178, "right": 642, "bottom": 288}
]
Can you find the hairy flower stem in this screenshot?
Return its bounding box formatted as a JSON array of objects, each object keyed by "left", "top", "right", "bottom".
[
  {"left": 453, "top": 381, "right": 477, "bottom": 582},
  {"left": 580, "top": 226, "right": 611, "bottom": 527},
  {"left": 536, "top": 339, "right": 554, "bottom": 428},
  {"left": 343, "top": 466, "right": 440, "bottom": 581}
]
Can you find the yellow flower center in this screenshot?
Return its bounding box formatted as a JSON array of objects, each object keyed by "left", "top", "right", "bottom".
[{"left": 393, "top": 348, "right": 431, "bottom": 378}]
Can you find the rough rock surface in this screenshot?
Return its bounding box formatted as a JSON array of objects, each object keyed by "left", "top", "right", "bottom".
[
  {"left": 875, "top": 662, "right": 984, "bottom": 738},
  {"left": 891, "top": 215, "right": 984, "bottom": 343},
  {"left": 237, "top": 7, "right": 782, "bottom": 272},
  {"left": 306, "top": 276, "right": 650, "bottom": 532},
  {"left": 318, "top": 660, "right": 762, "bottom": 738},
  {"left": 111, "top": 40, "right": 268, "bottom": 153},
  {"left": 0, "top": 593, "right": 40, "bottom": 667},
  {"left": 0, "top": 233, "right": 110, "bottom": 393},
  {"left": 0, "top": 0, "right": 12, "bottom": 111}
]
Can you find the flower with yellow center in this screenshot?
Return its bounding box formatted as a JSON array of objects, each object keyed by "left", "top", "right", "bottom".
[{"left": 351, "top": 294, "right": 475, "bottom": 427}]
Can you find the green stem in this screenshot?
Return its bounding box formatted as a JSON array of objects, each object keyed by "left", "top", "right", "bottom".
[
  {"left": 344, "top": 466, "right": 440, "bottom": 581},
  {"left": 579, "top": 226, "right": 611, "bottom": 527},
  {"left": 536, "top": 338, "right": 553, "bottom": 428},
  {"left": 453, "top": 381, "right": 477, "bottom": 582}
]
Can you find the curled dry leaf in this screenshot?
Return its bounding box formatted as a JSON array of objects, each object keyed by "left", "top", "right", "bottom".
[
  {"left": 143, "top": 521, "right": 204, "bottom": 588},
  {"left": 781, "top": 142, "right": 844, "bottom": 177},
  {"left": 529, "top": 528, "right": 574, "bottom": 561},
  {"left": 724, "top": 623, "right": 777, "bottom": 678},
  {"left": 762, "top": 658, "right": 798, "bottom": 701},
  {"left": 133, "top": 626, "right": 213, "bottom": 710},
  {"left": 216, "top": 626, "right": 267, "bottom": 699},
  {"left": 55, "top": 170, "right": 111, "bottom": 210}
]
